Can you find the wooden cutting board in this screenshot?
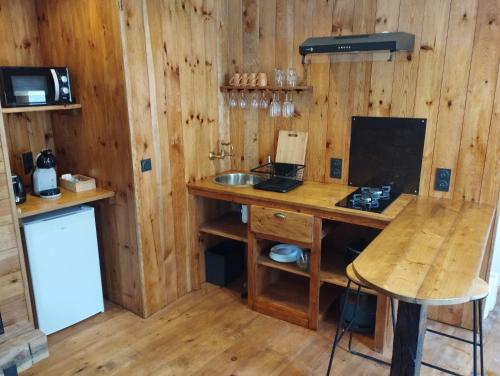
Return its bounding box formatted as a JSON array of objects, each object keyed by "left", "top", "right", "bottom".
[{"left": 275, "top": 130, "right": 308, "bottom": 165}]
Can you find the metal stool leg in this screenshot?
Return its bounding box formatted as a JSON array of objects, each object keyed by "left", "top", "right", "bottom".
[
  {"left": 473, "top": 300, "right": 478, "bottom": 376},
  {"left": 326, "top": 280, "right": 352, "bottom": 376},
  {"left": 478, "top": 299, "right": 484, "bottom": 376},
  {"left": 346, "top": 285, "right": 362, "bottom": 352},
  {"left": 346, "top": 287, "right": 392, "bottom": 367}
]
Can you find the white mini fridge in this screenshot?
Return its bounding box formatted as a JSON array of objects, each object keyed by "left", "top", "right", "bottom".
[{"left": 22, "top": 205, "right": 104, "bottom": 335}]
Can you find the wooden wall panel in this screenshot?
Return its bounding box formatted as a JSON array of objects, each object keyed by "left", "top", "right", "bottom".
[
  {"left": 0, "top": 108, "right": 32, "bottom": 328},
  {"left": 429, "top": 0, "right": 478, "bottom": 200},
  {"left": 118, "top": 0, "right": 230, "bottom": 315},
  {"left": 454, "top": 0, "right": 500, "bottom": 202},
  {"left": 226, "top": 0, "right": 500, "bottom": 208},
  {"left": 325, "top": 0, "right": 355, "bottom": 184},
  {"left": 35, "top": 0, "right": 143, "bottom": 315},
  {"left": 305, "top": 0, "right": 334, "bottom": 181},
  {"left": 256, "top": 0, "right": 276, "bottom": 164}
]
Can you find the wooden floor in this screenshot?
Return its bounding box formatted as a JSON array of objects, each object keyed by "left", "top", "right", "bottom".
[{"left": 24, "top": 283, "right": 499, "bottom": 375}]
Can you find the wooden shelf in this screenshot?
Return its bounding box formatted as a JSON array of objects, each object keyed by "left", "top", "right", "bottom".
[
  {"left": 320, "top": 251, "right": 376, "bottom": 295},
  {"left": 257, "top": 255, "right": 309, "bottom": 278},
  {"left": 1, "top": 104, "right": 82, "bottom": 114},
  {"left": 199, "top": 212, "right": 247, "bottom": 242},
  {"left": 220, "top": 85, "right": 312, "bottom": 92},
  {"left": 258, "top": 271, "right": 309, "bottom": 314},
  {"left": 16, "top": 187, "right": 114, "bottom": 218}
]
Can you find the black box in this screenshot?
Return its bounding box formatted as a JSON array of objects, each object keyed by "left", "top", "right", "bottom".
[{"left": 205, "top": 240, "right": 245, "bottom": 287}]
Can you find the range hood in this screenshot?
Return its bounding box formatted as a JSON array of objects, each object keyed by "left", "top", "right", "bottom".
[{"left": 299, "top": 32, "right": 414, "bottom": 63}]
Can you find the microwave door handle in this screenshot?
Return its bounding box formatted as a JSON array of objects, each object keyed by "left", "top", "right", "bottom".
[{"left": 50, "top": 69, "right": 59, "bottom": 102}]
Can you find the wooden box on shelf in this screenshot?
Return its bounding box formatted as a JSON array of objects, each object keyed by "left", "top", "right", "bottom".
[{"left": 58, "top": 174, "right": 96, "bottom": 192}]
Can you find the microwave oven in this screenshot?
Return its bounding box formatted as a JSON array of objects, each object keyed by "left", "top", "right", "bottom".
[{"left": 0, "top": 66, "right": 73, "bottom": 108}]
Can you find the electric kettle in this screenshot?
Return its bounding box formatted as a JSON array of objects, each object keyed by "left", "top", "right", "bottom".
[{"left": 11, "top": 174, "right": 26, "bottom": 204}]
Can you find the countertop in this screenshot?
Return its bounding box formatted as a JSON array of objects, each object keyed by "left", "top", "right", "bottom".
[
  {"left": 17, "top": 187, "right": 115, "bottom": 218},
  {"left": 188, "top": 177, "right": 415, "bottom": 228},
  {"left": 190, "top": 174, "right": 496, "bottom": 305},
  {"left": 353, "top": 197, "right": 496, "bottom": 305}
]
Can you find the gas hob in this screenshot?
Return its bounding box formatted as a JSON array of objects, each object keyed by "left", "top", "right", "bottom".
[{"left": 335, "top": 185, "right": 401, "bottom": 213}]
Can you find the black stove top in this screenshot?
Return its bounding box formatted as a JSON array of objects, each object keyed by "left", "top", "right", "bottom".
[{"left": 335, "top": 185, "right": 401, "bottom": 213}]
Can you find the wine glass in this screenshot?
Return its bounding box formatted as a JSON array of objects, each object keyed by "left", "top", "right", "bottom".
[
  {"left": 228, "top": 91, "right": 237, "bottom": 108},
  {"left": 274, "top": 69, "right": 286, "bottom": 87},
  {"left": 269, "top": 92, "right": 281, "bottom": 117},
  {"left": 287, "top": 67, "right": 298, "bottom": 87},
  {"left": 239, "top": 92, "right": 247, "bottom": 109},
  {"left": 250, "top": 92, "right": 260, "bottom": 109},
  {"left": 259, "top": 91, "right": 268, "bottom": 110},
  {"left": 282, "top": 92, "right": 294, "bottom": 118}
]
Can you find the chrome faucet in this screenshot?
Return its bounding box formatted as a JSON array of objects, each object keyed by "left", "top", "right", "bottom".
[{"left": 209, "top": 141, "right": 234, "bottom": 160}]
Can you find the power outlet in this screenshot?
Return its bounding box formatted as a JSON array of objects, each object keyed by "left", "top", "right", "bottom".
[
  {"left": 435, "top": 168, "right": 451, "bottom": 192},
  {"left": 140, "top": 158, "right": 152, "bottom": 172},
  {"left": 330, "top": 158, "right": 342, "bottom": 179}
]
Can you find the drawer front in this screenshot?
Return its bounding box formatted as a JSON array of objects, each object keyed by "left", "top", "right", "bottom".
[{"left": 250, "top": 205, "right": 313, "bottom": 244}]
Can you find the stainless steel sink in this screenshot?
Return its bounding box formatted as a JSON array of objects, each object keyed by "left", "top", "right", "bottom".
[{"left": 213, "top": 173, "right": 264, "bottom": 187}]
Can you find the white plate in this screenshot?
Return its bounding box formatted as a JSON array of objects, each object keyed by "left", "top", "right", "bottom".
[{"left": 269, "top": 244, "right": 302, "bottom": 263}]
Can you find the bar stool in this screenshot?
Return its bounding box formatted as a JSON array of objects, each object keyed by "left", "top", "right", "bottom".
[
  {"left": 326, "top": 263, "right": 396, "bottom": 375},
  {"left": 423, "top": 278, "right": 489, "bottom": 376},
  {"left": 326, "top": 264, "right": 489, "bottom": 376}
]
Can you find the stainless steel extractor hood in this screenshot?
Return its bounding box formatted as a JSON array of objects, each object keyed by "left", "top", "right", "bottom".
[{"left": 299, "top": 32, "right": 414, "bottom": 63}]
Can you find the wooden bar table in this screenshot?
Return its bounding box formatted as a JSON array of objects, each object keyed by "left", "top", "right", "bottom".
[{"left": 352, "top": 197, "right": 496, "bottom": 375}]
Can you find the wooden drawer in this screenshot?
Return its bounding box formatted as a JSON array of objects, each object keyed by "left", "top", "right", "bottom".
[{"left": 250, "top": 205, "right": 313, "bottom": 244}]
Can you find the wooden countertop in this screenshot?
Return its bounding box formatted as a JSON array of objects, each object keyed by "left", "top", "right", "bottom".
[
  {"left": 353, "top": 197, "right": 496, "bottom": 305},
  {"left": 188, "top": 176, "right": 415, "bottom": 228},
  {"left": 16, "top": 187, "right": 115, "bottom": 218}
]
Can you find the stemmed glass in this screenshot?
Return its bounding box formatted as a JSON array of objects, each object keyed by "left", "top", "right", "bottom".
[
  {"left": 269, "top": 92, "right": 281, "bottom": 117},
  {"left": 274, "top": 69, "right": 286, "bottom": 87},
  {"left": 282, "top": 92, "right": 294, "bottom": 118},
  {"left": 228, "top": 91, "right": 237, "bottom": 108},
  {"left": 259, "top": 91, "right": 268, "bottom": 110},
  {"left": 250, "top": 92, "right": 260, "bottom": 109},
  {"left": 239, "top": 92, "right": 247, "bottom": 109},
  {"left": 287, "top": 68, "right": 298, "bottom": 87}
]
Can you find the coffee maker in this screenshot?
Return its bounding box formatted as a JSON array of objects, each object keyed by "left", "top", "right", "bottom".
[{"left": 33, "top": 149, "right": 61, "bottom": 199}]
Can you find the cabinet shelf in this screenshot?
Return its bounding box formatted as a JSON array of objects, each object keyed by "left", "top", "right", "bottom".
[
  {"left": 258, "top": 271, "right": 309, "bottom": 315},
  {"left": 220, "top": 85, "right": 312, "bottom": 92},
  {"left": 257, "top": 255, "right": 309, "bottom": 278},
  {"left": 199, "top": 212, "right": 247, "bottom": 243},
  {"left": 320, "top": 251, "right": 376, "bottom": 295},
  {"left": 1, "top": 104, "right": 82, "bottom": 114}
]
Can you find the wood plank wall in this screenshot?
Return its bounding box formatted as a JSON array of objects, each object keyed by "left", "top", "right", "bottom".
[
  {"left": 0, "top": 118, "right": 32, "bottom": 329},
  {"left": 118, "top": 0, "right": 230, "bottom": 316},
  {"left": 34, "top": 1, "right": 144, "bottom": 316},
  {"left": 0, "top": 0, "right": 54, "bottom": 187},
  {"left": 2, "top": 0, "right": 498, "bottom": 322},
  {"left": 226, "top": 0, "right": 500, "bottom": 209},
  {"left": 226, "top": 0, "right": 500, "bottom": 327}
]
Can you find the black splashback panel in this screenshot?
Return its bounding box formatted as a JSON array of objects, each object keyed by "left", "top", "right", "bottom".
[{"left": 348, "top": 116, "right": 426, "bottom": 194}]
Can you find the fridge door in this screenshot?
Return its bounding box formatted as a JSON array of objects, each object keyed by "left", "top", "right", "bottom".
[{"left": 23, "top": 205, "right": 104, "bottom": 335}]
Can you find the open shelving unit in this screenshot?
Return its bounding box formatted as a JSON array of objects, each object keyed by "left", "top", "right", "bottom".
[
  {"left": 258, "top": 270, "right": 310, "bottom": 314},
  {"left": 199, "top": 211, "right": 248, "bottom": 243}
]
